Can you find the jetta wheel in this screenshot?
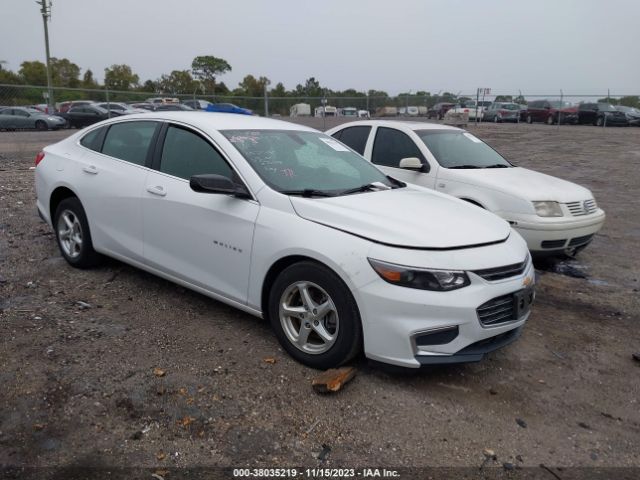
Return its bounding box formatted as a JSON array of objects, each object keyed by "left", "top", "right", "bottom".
[
  {"left": 54, "top": 197, "right": 102, "bottom": 268},
  {"left": 269, "top": 262, "right": 362, "bottom": 369}
]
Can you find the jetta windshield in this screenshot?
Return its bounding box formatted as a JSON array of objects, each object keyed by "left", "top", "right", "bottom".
[
  {"left": 223, "top": 130, "right": 395, "bottom": 195},
  {"left": 416, "top": 130, "right": 512, "bottom": 169}
]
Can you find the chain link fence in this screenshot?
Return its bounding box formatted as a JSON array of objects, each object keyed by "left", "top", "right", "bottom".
[{"left": 0, "top": 83, "right": 638, "bottom": 118}]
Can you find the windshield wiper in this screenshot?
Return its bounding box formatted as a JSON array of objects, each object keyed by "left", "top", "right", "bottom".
[
  {"left": 483, "top": 164, "right": 510, "bottom": 168},
  {"left": 339, "top": 182, "right": 391, "bottom": 196},
  {"left": 279, "top": 189, "right": 335, "bottom": 198},
  {"left": 448, "top": 165, "right": 481, "bottom": 169}
]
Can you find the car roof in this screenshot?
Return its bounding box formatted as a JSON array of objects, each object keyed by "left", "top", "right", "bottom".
[
  {"left": 96, "top": 111, "right": 319, "bottom": 132},
  {"left": 328, "top": 120, "right": 461, "bottom": 132}
]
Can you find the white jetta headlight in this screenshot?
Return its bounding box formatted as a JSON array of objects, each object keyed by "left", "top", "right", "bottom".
[{"left": 533, "top": 201, "right": 563, "bottom": 217}]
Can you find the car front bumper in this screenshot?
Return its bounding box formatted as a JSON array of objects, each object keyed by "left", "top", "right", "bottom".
[
  {"left": 509, "top": 209, "right": 605, "bottom": 253},
  {"left": 355, "top": 241, "right": 534, "bottom": 368}
]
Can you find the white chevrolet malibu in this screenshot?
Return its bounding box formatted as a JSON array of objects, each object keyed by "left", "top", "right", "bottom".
[
  {"left": 327, "top": 121, "right": 606, "bottom": 257},
  {"left": 35, "top": 113, "right": 535, "bottom": 369}
]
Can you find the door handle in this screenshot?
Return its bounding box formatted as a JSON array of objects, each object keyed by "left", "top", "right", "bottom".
[
  {"left": 146, "top": 185, "right": 167, "bottom": 197},
  {"left": 82, "top": 165, "right": 98, "bottom": 175}
]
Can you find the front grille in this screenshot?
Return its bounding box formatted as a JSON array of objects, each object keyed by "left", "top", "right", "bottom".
[
  {"left": 472, "top": 256, "right": 528, "bottom": 281},
  {"left": 541, "top": 239, "right": 567, "bottom": 249},
  {"left": 477, "top": 294, "right": 517, "bottom": 326},
  {"left": 568, "top": 234, "right": 594, "bottom": 247},
  {"left": 565, "top": 199, "right": 597, "bottom": 216}
]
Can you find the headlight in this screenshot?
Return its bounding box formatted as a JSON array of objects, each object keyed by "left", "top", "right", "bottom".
[
  {"left": 368, "top": 258, "right": 470, "bottom": 291},
  {"left": 533, "top": 201, "right": 563, "bottom": 217}
]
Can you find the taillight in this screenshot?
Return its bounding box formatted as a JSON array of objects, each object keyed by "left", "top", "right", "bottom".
[{"left": 35, "top": 151, "right": 45, "bottom": 167}]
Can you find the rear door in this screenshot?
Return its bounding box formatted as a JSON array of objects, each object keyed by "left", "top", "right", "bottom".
[
  {"left": 77, "top": 120, "right": 160, "bottom": 263},
  {"left": 142, "top": 123, "right": 259, "bottom": 303},
  {"left": 368, "top": 126, "right": 437, "bottom": 188}
]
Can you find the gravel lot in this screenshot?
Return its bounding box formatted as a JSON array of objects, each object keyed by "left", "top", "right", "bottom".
[{"left": 1, "top": 120, "right": 639, "bottom": 474}]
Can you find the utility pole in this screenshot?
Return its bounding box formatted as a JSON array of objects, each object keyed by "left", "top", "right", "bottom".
[{"left": 37, "top": 0, "right": 54, "bottom": 113}]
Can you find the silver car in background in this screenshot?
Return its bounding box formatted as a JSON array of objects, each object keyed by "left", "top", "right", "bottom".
[{"left": 0, "top": 106, "right": 66, "bottom": 131}]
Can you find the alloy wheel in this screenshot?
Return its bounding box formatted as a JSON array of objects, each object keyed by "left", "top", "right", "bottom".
[{"left": 57, "top": 209, "right": 83, "bottom": 258}]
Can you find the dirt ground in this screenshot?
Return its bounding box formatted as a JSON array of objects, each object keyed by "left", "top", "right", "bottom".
[{"left": 1, "top": 119, "right": 639, "bottom": 475}]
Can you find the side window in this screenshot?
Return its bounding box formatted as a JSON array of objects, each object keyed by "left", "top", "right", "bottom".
[
  {"left": 80, "top": 126, "right": 106, "bottom": 152},
  {"left": 102, "top": 121, "right": 157, "bottom": 166},
  {"left": 331, "top": 129, "right": 342, "bottom": 141},
  {"left": 335, "top": 126, "right": 371, "bottom": 155},
  {"left": 159, "top": 125, "right": 233, "bottom": 181},
  {"left": 371, "top": 127, "right": 424, "bottom": 168}
]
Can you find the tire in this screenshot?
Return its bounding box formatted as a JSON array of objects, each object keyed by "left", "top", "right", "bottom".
[
  {"left": 35, "top": 120, "right": 48, "bottom": 131},
  {"left": 268, "top": 261, "right": 362, "bottom": 369},
  {"left": 53, "top": 197, "right": 102, "bottom": 268},
  {"left": 526, "top": 115, "right": 533, "bottom": 124},
  {"left": 596, "top": 117, "right": 604, "bottom": 127},
  {"left": 494, "top": 115, "right": 500, "bottom": 123},
  {"left": 546, "top": 115, "right": 555, "bottom": 125}
]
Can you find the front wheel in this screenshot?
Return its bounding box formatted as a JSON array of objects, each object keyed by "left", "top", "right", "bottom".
[
  {"left": 547, "top": 115, "right": 555, "bottom": 125},
  {"left": 526, "top": 115, "right": 533, "bottom": 124},
  {"left": 494, "top": 115, "right": 500, "bottom": 123},
  {"left": 268, "top": 262, "right": 362, "bottom": 369},
  {"left": 54, "top": 197, "right": 102, "bottom": 268},
  {"left": 596, "top": 116, "right": 604, "bottom": 127},
  {"left": 35, "top": 120, "right": 48, "bottom": 131}
]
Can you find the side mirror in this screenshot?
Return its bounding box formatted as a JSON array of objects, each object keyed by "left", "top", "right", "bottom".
[
  {"left": 190, "top": 174, "right": 251, "bottom": 198},
  {"left": 399, "top": 157, "right": 424, "bottom": 171}
]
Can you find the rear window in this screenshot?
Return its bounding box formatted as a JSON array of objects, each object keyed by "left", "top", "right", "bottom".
[
  {"left": 79, "top": 127, "right": 106, "bottom": 151},
  {"left": 102, "top": 121, "right": 157, "bottom": 166}
]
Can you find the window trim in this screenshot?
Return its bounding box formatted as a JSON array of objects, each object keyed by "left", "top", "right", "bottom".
[{"left": 151, "top": 121, "right": 256, "bottom": 201}]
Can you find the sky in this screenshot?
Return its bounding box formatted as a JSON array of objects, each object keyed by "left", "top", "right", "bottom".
[{"left": 1, "top": 0, "right": 639, "bottom": 96}]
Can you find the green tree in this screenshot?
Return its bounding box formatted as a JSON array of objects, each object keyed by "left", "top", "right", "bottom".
[
  {"left": 104, "top": 64, "right": 139, "bottom": 90},
  {"left": 191, "top": 55, "right": 231, "bottom": 94},
  {"left": 19, "top": 60, "right": 47, "bottom": 85},
  {"left": 140, "top": 79, "right": 158, "bottom": 93},
  {"left": 158, "top": 70, "right": 197, "bottom": 94},
  {"left": 494, "top": 95, "right": 513, "bottom": 102},
  {"left": 513, "top": 95, "right": 526, "bottom": 105},
  {"left": 0, "top": 64, "right": 22, "bottom": 85},
  {"left": 237, "top": 74, "right": 270, "bottom": 97},
  {"left": 50, "top": 57, "right": 80, "bottom": 87},
  {"left": 82, "top": 69, "right": 99, "bottom": 89},
  {"left": 619, "top": 96, "right": 639, "bottom": 108}
]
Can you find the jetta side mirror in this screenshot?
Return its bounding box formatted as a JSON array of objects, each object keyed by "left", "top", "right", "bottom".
[
  {"left": 190, "top": 174, "right": 251, "bottom": 198},
  {"left": 399, "top": 157, "right": 424, "bottom": 171}
]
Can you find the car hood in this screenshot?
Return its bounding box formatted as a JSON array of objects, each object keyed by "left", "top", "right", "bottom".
[
  {"left": 441, "top": 167, "right": 593, "bottom": 202},
  {"left": 289, "top": 187, "right": 510, "bottom": 249}
]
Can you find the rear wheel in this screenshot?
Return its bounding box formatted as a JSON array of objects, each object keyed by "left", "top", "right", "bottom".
[
  {"left": 596, "top": 116, "right": 604, "bottom": 127},
  {"left": 54, "top": 197, "right": 102, "bottom": 268},
  {"left": 35, "top": 120, "right": 48, "bottom": 131},
  {"left": 546, "top": 115, "right": 555, "bottom": 125},
  {"left": 526, "top": 115, "right": 533, "bottom": 124},
  {"left": 268, "top": 262, "right": 362, "bottom": 369},
  {"left": 494, "top": 115, "right": 500, "bottom": 123}
]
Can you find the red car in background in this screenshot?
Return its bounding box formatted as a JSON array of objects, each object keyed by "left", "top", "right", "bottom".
[{"left": 526, "top": 100, "right": 578, "bottom": 125}]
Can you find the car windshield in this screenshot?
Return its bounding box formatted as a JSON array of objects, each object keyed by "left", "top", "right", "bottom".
[
  {"left": 597, "top": 103, "right": 617, "bottom": 112},
  {"left": 549, "top": 101, "right": 573, "bottom": 108},
  {"left": 497, "top": 103, "right": 519, "bottom": 110},
  {"left": 222, "top": 129, "right": 395, "bottom": 194},
  {"left": 416, "top": 130, "right": 512, "bottom": 169}
]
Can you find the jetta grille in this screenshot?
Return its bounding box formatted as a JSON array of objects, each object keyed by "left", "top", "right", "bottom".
[
  {"left": 565, "top": 199, "right": 597, "bottom": 216},
  {"left": 472, "top": 256, "right": 529, "bottom": 282}
]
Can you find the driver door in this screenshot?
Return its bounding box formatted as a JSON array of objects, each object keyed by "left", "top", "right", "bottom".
[
  {"left": 142, "top": 123, "right": 259, "bottom": 304},
  {"left": 368, "top": 126, "right": 437, "bottom": 189}
]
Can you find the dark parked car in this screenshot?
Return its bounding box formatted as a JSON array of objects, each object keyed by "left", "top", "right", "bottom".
[
  {"left": 0, "top": 107, "right": 66, "bottom": 130},
  {"left": 96, "top": 102, "right": 149, "bottom": 115},
  {"left": 182, "top": 99, "right": 214, "bottom": 110},
  {"left": 204, "top": 103, "right": 253, "bottom": 115},
  {"left": 60, "top": 105, "right": 110, "bottom": 128},
  {"left": 615, "top": 105, "right": 640, "bottom": 126},
  {"left": 427, "top": 102, "right": 454, "bottom": 120},
  {"left": 57, "top": 100, "right": 96, "bottom": 114},
  {"left": 483, "top": 102, "right": 521, "bottom": 123},
  {"left": 577, "top": 103, "right": 629, "bottom": 127},
  {"left": 129, "top": 102, "right": 157, "bottom": 111},
  {"left": 526, "top": 100, "right": 578, "bottom": 125}
]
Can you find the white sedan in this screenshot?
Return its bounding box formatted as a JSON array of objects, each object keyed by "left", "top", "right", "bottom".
[
  {"left": 35, "top": 112, "right": 534, "bottom": 369},
  {"left": 327, "top": 121, "right": 605, "bottom": 256}
]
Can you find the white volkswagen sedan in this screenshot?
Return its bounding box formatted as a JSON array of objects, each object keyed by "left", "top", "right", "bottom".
[
  {"left": 35, "top": 113, "right": 534, "bottom": 369},
  {"left": 327, "top": 121, "right": 606, "bottom": 257}
]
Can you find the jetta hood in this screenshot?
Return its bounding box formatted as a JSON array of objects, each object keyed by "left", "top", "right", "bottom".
[
  {"left": 441, "top": 167, "right": 593, "bottom": 203},
  {"left": 290, "top": 187, "right": 510, "bottom": 249}
]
